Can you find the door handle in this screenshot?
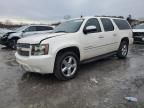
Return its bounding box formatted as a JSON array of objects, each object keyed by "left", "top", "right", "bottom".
[
  {"left": 113, "top": 34, "right": 117, "bottom": 37},
  {"left": 98, "top": 36, "right": 104, "bottom": 38}
]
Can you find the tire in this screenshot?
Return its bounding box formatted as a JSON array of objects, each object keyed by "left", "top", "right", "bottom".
[
  {"left": 54, "top": 52, "right": 80, "bottom": 81},
  {"left": 117, "top": 40, "right": 129, "bottom": 59},
  {"left": 8, "top": 39, "right": 18, "bottom": 50}
]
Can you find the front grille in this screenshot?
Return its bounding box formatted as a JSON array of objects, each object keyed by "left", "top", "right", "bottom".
[
  {"left": 17, "top": 43, "right": 31, "bottom": 56},
  {"left": 134, "top": 37, "right": 142, "bottom": 42},
  {"left": 18, "top": 50, "right": 29, "bottom": 56},
  {"left": 17, "top": 43, "right": 30, "bottom": 48},
  {"left": 133, "top": 32, "right": 144, "bottom": 37}
]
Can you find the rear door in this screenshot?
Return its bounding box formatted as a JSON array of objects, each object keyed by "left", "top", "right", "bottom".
[{"left": 100, "top": 18, "right": 118, "bottom": 53}]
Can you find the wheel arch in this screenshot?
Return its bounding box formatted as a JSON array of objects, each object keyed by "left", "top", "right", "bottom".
[
  {"left": 55, "top": 46, "right": 81, "bottom": 60},
  {"left": 121, "top": 37, "right": 129, "bottom": 45},
  {"left": 8, "top": 36, "right": 20, "bottom": 40}
]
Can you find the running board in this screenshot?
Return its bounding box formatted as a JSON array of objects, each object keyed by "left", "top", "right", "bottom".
[{"left": 81, "top": 51, "right": 117, "bottom": 64}]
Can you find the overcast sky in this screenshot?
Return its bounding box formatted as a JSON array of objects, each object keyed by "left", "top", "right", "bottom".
[{"left": 0, "top": 0, "right": 143, "bottom": 21}]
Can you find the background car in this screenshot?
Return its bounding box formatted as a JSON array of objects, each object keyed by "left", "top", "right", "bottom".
[
  {"left": 0, "top": 28, "right": 12, "bottom": 38},
  {"left": 133, "top": 23, "right": 144, "bottom": 43},
  {"left": 0, "top": 25, "right": 53, "bottom": 49}
]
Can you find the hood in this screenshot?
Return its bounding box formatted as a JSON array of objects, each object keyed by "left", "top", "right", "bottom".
[
  {"left": 0, "top": 30, "right": 13, "bottom": 37},
  {"left": 133, "top": 29, "right": 144, "bottom": 33},
  {"left": 0, "top": 29, "right": 12, "bottom": 34},
  {"left": 18, "top": 33, "right": 67, "bottom": 44},
  {"left": 1, "top": 31, "right": 16, "bottom": 37},
  {"left": 9, "top": 32, "right": 21, "bottom": 36}
]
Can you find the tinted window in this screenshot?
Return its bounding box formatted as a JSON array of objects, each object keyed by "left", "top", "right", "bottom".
[
  {"left": 113, "top": 19, "right": 131, "bottom": 30},
  {"left": 84, "top": 18, "right": 101, "bottom": 32},
  {"left": 25, "top": 26, "right": 36, "bottom": 32},
  {"left": 101, "top": 18, "right": 114, "bottom": 31},
  {"left": 36, "top": 26, "right": 53, "bottom": 31}
]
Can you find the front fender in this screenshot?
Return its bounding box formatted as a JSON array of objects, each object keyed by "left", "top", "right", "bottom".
[
  {"left": 52, "top": 42, "right": 82, "bottom": 59},
  {"left": 8, "top": 34, "right": 22, "bottom": 39}
]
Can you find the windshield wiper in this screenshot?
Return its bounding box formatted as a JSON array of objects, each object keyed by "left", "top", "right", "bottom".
[{"left": 54, "top": 31, "right": 68, "bottom": 33}]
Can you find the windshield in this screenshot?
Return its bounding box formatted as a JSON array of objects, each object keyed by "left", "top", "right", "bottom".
[
  {"left": 53, "top": 19, "right": 84, "bottom": 33},
  {"left": 14, "top": 26, "right": 28, "bottom": 32},
  {"left": 134, "top": 24, "right": 144, "bottom": 29}
]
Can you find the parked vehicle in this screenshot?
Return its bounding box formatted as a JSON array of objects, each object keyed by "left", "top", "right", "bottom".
[
  {"left": 0, "top": 28, "right": 12, "bottom": 38},
  {"left": 0, "top": 25, "right": 53, "bottom": 49},
  {"left": 133, "top": 23, "right": 144, "bottom": 43},
  {"left": 15, "top": 16, "right": 133, "bottom": 80}
]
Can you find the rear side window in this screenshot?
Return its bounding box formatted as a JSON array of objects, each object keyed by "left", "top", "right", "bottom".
[
  {"left": 84, "top": 18, "right": 101, "bottom": 32},
  {"left": 113, "top": 19, "right": 131, "bottom": 30},
  {"left": 101, "top": 18, "right": 114, "bottom": 31},
  {"left": 36, "top": 26, "right": 53, "bottom": 31}
]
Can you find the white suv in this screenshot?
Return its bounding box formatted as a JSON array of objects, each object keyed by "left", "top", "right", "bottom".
[{"left": 15, "top": 16, "right": 133, "bottom": 80}]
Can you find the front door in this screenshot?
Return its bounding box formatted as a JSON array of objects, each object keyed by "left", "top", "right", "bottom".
[{"left": 80, "top": 18, "right": 107, "bottom": 60}]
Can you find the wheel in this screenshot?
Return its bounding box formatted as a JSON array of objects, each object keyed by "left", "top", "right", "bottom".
[
  {"left": 117, "top": 41, "right": 129, "bottom": 59},
  {"left": 54, "top": 52, "right": 79, "bottom": 81},
  {"left": 8, "top": 39, "right": 18, "bottom": 50}
]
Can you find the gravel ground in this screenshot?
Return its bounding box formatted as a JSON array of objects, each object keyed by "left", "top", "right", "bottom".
[{"left": 0, "top": 44, "right": 144, "bottom": 108}]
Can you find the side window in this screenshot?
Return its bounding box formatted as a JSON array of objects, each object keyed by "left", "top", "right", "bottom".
[
  {"left": 25, "top": 26, "right": 36, "bottom": 32},
  {"left": 113, "top": 19, "right": 131, "bottom": 30},
  {"left": 46, "top": 27, "right": 53, "bottom": 30},
  {"left": 84, "top": 18, "right": 101, "bottom": 32},
  {"left": 36, "top": 26, "right": 53, "bottom": 31},
  {"left": 101, "top": 18, "right": 114, "bottom": 32}
]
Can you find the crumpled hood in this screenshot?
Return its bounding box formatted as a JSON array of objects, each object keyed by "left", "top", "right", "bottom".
[
  {"left": 18, "top": 33, "right": 66, "bottom": 44},
  {"left": 1, "top": 31, "right": 15, "bottom": 37},
  {"left": 0, "top": 29, "right": 12, "bottom": 36},
  {"left": 133, "top": 29, "right": 144, "bottom": 33}
]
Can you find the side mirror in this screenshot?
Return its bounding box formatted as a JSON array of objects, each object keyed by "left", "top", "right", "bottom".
[{"left": 84, "top": 26, "right": 97, "bottom": 34}]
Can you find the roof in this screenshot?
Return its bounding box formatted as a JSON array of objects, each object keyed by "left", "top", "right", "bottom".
[{"left": 68, "top": 16, "right": 125, "bottom": 21}]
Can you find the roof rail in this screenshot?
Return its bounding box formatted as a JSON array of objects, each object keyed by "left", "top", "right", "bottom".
[{"left": 95, "top": 15, "right": 124, "bottom": 19}]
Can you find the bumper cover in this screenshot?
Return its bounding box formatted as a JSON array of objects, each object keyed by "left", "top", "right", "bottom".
[
  {"left": 133, "top": 36, "right": 144, "bottom": 43},
  {"left": 15, "top": 52, "right": 55, "bottom": 74}
]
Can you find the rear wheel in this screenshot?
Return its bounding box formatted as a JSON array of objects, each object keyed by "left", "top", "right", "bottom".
[
  {"left": 117, "top": 41, "right": 129, "bottom": 59},
  {"left": 54, "top": 52, "right": 79, "bottom": 81}
]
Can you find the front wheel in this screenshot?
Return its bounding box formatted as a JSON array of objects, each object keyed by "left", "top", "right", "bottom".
[
  {"left": 117, "top": 41, "right": 129, "bottom": 59},
  {"left": 54, "top": 52, "right": 79, "bottom": 81},
  {"left": 8, "top": 39, "right": 18, "bottom": 50}
]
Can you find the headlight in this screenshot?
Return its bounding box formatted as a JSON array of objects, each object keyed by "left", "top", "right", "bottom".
[{"left": 31, "top": 44, "right": 49, "bottom": 56}]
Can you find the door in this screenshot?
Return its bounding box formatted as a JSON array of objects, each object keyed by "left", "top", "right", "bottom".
[
  {"left": 81, "top": 18, "right": 107, "bottom": 60},
  {"left": 100, "top": 18, "right": 117, "bottom": 53}
]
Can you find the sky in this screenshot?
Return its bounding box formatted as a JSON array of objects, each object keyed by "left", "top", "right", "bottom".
[{"left": 0, "top": 0, "right": 143, "bottom": 22}]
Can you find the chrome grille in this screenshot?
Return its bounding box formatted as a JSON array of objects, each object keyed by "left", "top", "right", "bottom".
[
  {"left": 18, "top": 50, "right": 29, "bottom": 56},
  {"left": 17, "top": 43, "right": 31, "bottom": 56},
  {"left": 17, "top": 43, "right": 30, "bottom": 48},
  {"left": 133, "top": 32, "right": 144, "bottom": 37}
]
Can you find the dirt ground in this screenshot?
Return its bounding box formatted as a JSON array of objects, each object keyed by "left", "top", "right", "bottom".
[{"left": 0, "top": 44, "right": 144, "bottom": 108}]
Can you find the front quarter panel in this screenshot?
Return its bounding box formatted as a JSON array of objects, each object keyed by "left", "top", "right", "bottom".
[
  {"left": 8, "top": 32, "right": 22, "bottom": 39},
  {"left": 41, "top": 33, "right": 83, "bottom": 60}
]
